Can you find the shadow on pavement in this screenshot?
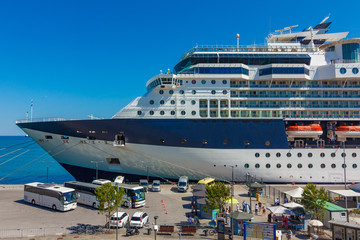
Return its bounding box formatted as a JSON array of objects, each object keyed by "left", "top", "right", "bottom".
[{"left": 67, "top": 223, "right": 107, "bottom": 235}]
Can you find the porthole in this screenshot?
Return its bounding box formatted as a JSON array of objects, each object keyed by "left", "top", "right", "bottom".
[
  {"left": 160, "top": 100, "right": 165, "bottom": 105},
  {"left": 265, "top": 141, "right": 270, "bottom": 146},
  {"left": 276, "top": 163, "right": 281, "bottom": 168},
  {"left": 150, "top": 100, "right": 154, "bottom": 105},
  {"left": 308, "top": 164, "right": 313, "bottom": 168},
  {"left": 191, "top": 111, "right": 196, "bottom": 116},
  {"left": 211, "top": 90, "right": 216, "bottom": 95},
  {"left": 171, "top": 111, "right": 175, "bottom": 115},
  {"left": 211, "top": 80, "right": 216, "bottom": 84},
  {"left": 287, "top": 152, "right": 292, "bottom": 157},
  {"left": 287, "top": 164, "right": 292, "bottom": 168},
  {"left": 149, "top": 111, "right": 154, "bottom": 115},
  {"left": 181, "top": 111, "right": 186, "bottom": 115},
  {"left": 298, "top": 164, "right": 303, "bottom": 168},
  {"left": 160, "top": 111, "right": 165, "bottom": 115},
  {"left": 169, "top": 90, "right": 174, "bottom": 94},
  {"left": 137, "top": 111, "right": 142, "bottom": 115},
  {"left": 160, "top": 139, "right": 165, "bottom": 143},
  {"left": 223, "top": 140, "right": 228, "bottom": 145},
  {"left": 202, "top": 139, "right": 207, "bottom": 144},
  {"left": 266, "top": 164, "right": 271, "bottom": 168},
  {"left": 320, "top": 153, "right": 325, "bottom": 157},
  {"left": 201, "top": 80, "right": 206, "bottom": 84},
  {"left": 341, "top": 153, "right": 346, "bottom": 157},
  {"left": 331, "top": 153, "right": 336, "bottom": 158},
  {"left": 191, "top": 100, "right": 196, "bottom": 105},
  {"left": 331, "top": 164, "right": 336, "bottom": 168},
  {"left": 191, "top": 80, "right": 196, "bottom": 84},
  {"left": 353, "top": 68, "right": 359, "bottom": 74},
  {"left": 321, "top": 164, "right": 326, "bottom": 168},
  {"left": 255, "top": 164, "right": 260, "bottom": 168},
  {"left": 181, "top": 100, "right": 185, "bottom": 105},
  {"left": 353, "top": 153, "right": 357, "bottom": 158},
  {"left": 342, "top": 164, "right": 347, "bottom": 168},
  {"left": 255, "top": 153, "right": 260, "bottom": 158},
  {"left": 297, "top": 153, "right": 302, "bottom": 158},
  {"left": 159, "top": 90, "right": 164, "bottom": 94},
  {"left": 308, "top": 153, "right": 313, "bottom": 158},
  {"left": 265, "top": 153, "right": 270, "bottom": 158},
  {"left": 244, "top": 163, "right": 249, "bottom": 169},
  {"left": 170, "top": 100, "right": 175, "bottom": 105},
  {"left": 181, "top": 139, "right": 186, "bottom": 144},
  {"left": 276, "top": 152, "right": 281, "bottom": 157},
  {"left": 222, "top": 80, "right": 227, "bottom": 84},
  {"left": 180, "top": 90, "right": 184, "bottom": 94},
  {"left": 340, "top": 68, "right": 347, "bottom": 74},
  {"left": 353, "top": 164, "right": 357, "bottom": 168},
  {"left": 223, "top": 90, "right": 228, "bottom": 95},
  {"left": 192, "top": 90, "right": 196, "bottom": 94}
]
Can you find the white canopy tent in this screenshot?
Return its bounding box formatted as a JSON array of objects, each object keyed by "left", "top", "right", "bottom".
[
  {"left": 284, "top": 187, "right": 304, "bottom": 199},
  {"left": 283, "top": 202, "right": 303, "bottom": 209},
  {"left": 266, "top": 205, "right": 295, "bottom": 215}
]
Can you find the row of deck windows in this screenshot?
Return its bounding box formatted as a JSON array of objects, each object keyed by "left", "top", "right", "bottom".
[
  {"left": 255, "top": 152, "right": 357, "bottom": 158},
  {"left": 138, "top": 110, "right": 196, "bottom": 116},
  {"left": 244, "top": 163, "right": 357, "bottom": 169}
]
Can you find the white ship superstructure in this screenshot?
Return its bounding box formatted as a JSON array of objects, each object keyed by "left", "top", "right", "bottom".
[{"left": 17, "top": 17, "right": 360, "bottom": 183}]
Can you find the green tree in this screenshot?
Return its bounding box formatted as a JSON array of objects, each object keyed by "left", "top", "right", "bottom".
[
  {"left": 205, "top": 182, "right": 231, "bottom": 213},
  {"left": 301, "top": 183, "right": 330, "bottom": 222},
  {"left": 95, "top": 183, "right": 125, "bottom": 232}
]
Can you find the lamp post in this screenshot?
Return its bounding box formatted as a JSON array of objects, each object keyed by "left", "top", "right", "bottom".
[
  {"left": 90, "top": 160, "right": 103, "bottom": 179},
  {"left": 42, "top": 161, "right": 53, "bottom": 183},
  {"left": 343, "top": 141, "right": 347, "bottom": 190},
  {"left": 116, "top": 183, "right": 119, "bottom": 240},
  {"left": 154, "top": 216, "right": 158, "bottom": 240}
]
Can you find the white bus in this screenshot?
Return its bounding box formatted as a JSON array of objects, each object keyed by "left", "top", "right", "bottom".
[
  {"left": 64, "top": 181, "right": 100, "bottom": 208},
  {"left": 24, "top": 182, "right": 77, "bottom": 211},
  {"left": 117, "top": 183, "right": 146, "bottom": 208}
]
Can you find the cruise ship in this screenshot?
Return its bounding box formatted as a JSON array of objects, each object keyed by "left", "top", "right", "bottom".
[{"left": 17, "top": 17, "right": 360, "bottom": 183}]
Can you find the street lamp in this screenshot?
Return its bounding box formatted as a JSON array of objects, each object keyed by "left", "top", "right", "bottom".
[
  {"left": 154, "top": 216, "right": 158, "bottom": 240},
  {"left": 90, "top": 160, "right": 103, "bottom": 179},
  {"left": 42, "top": 161, "right": 53, "bottom": 183},
  {"left": 116, "top": 183, "right": 119, "bottom": 240}
]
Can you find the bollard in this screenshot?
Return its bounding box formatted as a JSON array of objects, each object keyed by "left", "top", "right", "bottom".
[
  {"left": 147, "top": 228, "right": 152, "bottom": 235},
  {"left": 203, "top": 229, "right": 208, "bottom": 236}
]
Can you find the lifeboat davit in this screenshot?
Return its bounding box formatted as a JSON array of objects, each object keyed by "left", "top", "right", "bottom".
[
  {"left": 335, "top": 125, "right": 360, "bottom": 141},
  {"left": 286, "top": 123, "right": 323, "bottom": 141}
]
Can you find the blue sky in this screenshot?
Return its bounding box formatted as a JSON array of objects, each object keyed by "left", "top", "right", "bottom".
[{"left": 1, "top": 0, "right": 360, "bottom": 135}]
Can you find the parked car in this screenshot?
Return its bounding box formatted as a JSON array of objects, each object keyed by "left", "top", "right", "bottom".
[
  {"left": 129, "top": 212, "right": 149, "bottom": 228},
  {"left": 139, "top": 179, "right": 149, "bottom": 192},
  {"left": 152, "top": 180, "right": 161, "bottom": 192},
  {"left": 178, "top": 176, "right": 189, "bottom": 192},
  {"left": 110, "top": 212, "right": 129, "bottom": 228}
]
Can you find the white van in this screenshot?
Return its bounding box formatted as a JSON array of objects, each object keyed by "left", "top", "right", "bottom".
[
  {"left": 92, "top": 179, "right": 111, "bottom": 186},
  {"left": 177, "top": 176, "right": 189, "bottom": 192}
]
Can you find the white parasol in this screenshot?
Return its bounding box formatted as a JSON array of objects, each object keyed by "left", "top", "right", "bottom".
[
  {"left": 266, "top": 206, "right": 295, "bottom": 215},
  {"left": 309, "top": 219, "right": 323, "bottom": 227}
]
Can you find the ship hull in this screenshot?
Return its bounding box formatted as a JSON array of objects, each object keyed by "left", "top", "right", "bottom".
[{"left": 17, "top": 118, "right": 360, "bottom": 183}]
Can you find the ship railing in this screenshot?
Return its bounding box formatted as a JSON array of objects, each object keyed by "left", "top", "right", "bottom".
[
  {"left": 330, "top": 59, "right": 360, "bottom": 64},
  {"left": 16, "top": 117, "right": 71, "bottom": 123},
  {"left": 180, "top": 44, "right": 317, "bottom": 60},
  {"left": 113, "top": 140, "right": 125, "bottom": 147}
]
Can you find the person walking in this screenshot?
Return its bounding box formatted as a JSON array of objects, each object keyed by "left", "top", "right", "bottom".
[
  {"left": 242, "top": 200, "right": 246, "bottom": 211},
  {"left": 286, "top": 230, "right": 293, "bottom": 240},
  {"left": 254, "top": 204, "right": 258, "bottom": 215},
  {"left": 268, "top": 213, "right": 272, "bottom": 223}
]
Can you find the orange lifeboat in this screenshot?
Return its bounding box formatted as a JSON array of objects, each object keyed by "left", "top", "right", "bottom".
[
  {"left": 335, "top": 125, "right": 360, "bottom": 141},
  {"left": 286, "top": 123, "right": 323, "bottom": 141}
]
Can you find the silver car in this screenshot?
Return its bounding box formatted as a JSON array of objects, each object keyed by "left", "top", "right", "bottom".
[{"left": 151, "top": 180, "right": 161, "bottom": 192}]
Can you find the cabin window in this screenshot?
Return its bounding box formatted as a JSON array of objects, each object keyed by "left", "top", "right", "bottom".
[
  {"left": 169, "top": 90, "right": 174, "bottom": 94},
  {"left": 255, "top": 153, "right": 260, "bottom": 158},
  {"left": 223, "top": 90, "right": 227, "bottom": 95},
  {"left": 266, "top": 164, "right": 271, "bottom": 168},
  {"left": 160, "top": 111, "right": 165, "bottom": 115},
  {"left": 341, "top": 153, "right": 346, "bottom": 157},
  {"left": 222, "top": 80, "right": 227, "bottom": 84},
  {"left": 150, "top": 100, "right": 154, "bottom": 105},
  {"left": 192, "top": 80, "right": 196, "bottom": 84},
  {"left": 298, "top": 164, "right": 303, "bottom": 168},
  {"left": 181, "top": 100, "right": 185, "bottom": 105},
  {"left": 340, "top": 68, "right": 347, "bottom": 74},
  {"left": 276, "top": 164, "right": 281, "bottom": 168},
  {"left": 321, "top": 164, "right": 326, "bottom": 168},
  {"left": 287, "top": 153, "right": 292, "bottom": 157},
  {"left": 244, "top": 163, "right": 249, "bottom": 168},
  {"left": 171, "top": 111, "right": 175, "bottom": 115},
  {"left": 211, "top": 90, "right": 216, "bottom": 95},
  {"left": 211, "top": 80, "right": 216, "bottom": 84},
  {"left": 160, "top": 100, "right": 165, "bottom": 105},
  {"left": 276, "top": 153, "right": 281, "bottom": 157},
  {"left": 352, "top": 68, "right": 359, "bottom": 74},
  {"left": 181, "top": 111, "right": 186, "bottom": 115},
  {"left": 150, "top": 111, "right": 154, "bottom": 115},
  {"left": 191, "top": 100, "right": 196, "bottom": 105},
  {"left": 191, "top": 111, "right": 196, "bottom": 116},
  {"left": 170, "top": 100, "right": 175, "bottom": 105},
  {"left": 265, "top": 153, "right": 270, "bottom": 158},
  {"left": 137, "top": 111, "right": 142, "bottom": 115},
  {"left": 287, "top": 164, "right": 292, "bottom": 168},
  {"left": 331, "top": 153, "right": 336, "bottom": 158},
  {"left": 342, "top": 164, "right": 347, "bottom": 168},
  {"left": 308, "top": 153, "right": 313, "bottom": 158},
  {"left": 159, "top": 90, "right": 164, "bottom": 94},
  {"left": 255, "top": 164, "right": 260, "bottom": 168},
  {"left": 179, "top": 90, "right": 184, "bottom": 94},
  {"left": 331, "top": 164, "right": 336, "bottom": 168},
  {"left": 320, "top": 153, "right": 325, "bottom": 158},
  {"left": 192, "top": 90, "right": 196, "bottom": 94},
  {"left": 45, "top": 135, "right": 53, "bottom": 139},
  {"left": 201, "top": 80, "right": 206, "bottom": 84},
  {"left": 353, "top": 164, "right": 357, "bottom": 169},
  {"left": 297, "top": 153, "right": 302, "bottom": 158},
  {"left": 352, "top": 153, "right": 357, "bottom": 158},
  {"left": 308, "top": 164, "right": 313, "bottom": 168}
]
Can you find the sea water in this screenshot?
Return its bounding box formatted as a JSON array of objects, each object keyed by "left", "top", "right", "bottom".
[{"left": 0, "top": 136, "right": 75, "bottom": 184}]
